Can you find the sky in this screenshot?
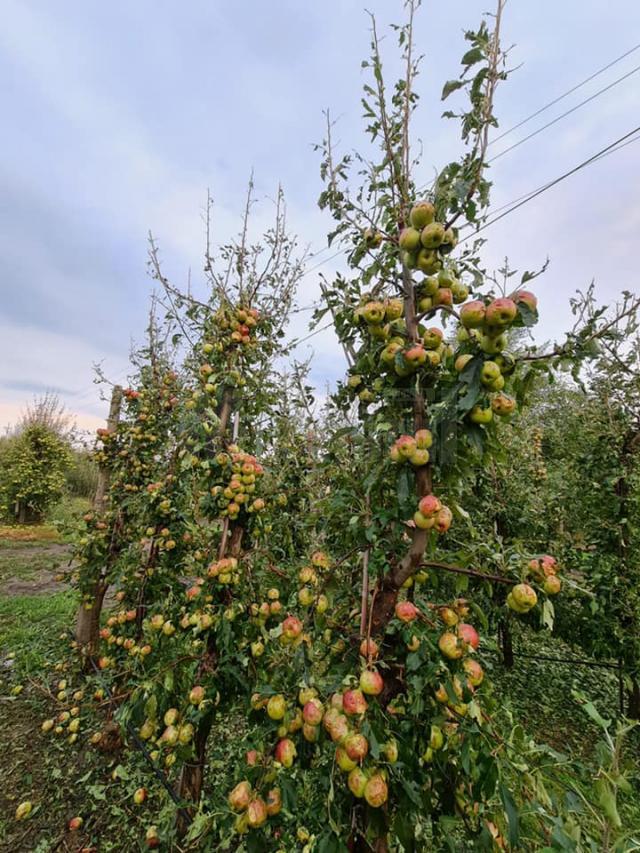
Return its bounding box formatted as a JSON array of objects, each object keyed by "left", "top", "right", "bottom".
[{"left": 1, "top": 0, "right": 639, "bottom": 433}]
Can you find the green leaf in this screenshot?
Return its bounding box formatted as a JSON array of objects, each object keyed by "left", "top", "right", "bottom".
[
  {"left": 461, "top": 47, "right": 483, "bottom": 66},
  {"left": 499, "top": 783, "right": 519, "bottom": 848},
  {"left": 441, "top": 79, "right": 465, "bottom": 100}
]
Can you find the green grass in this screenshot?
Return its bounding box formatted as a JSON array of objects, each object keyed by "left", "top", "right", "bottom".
[{"left": 0, "top": 591, "right": 77, "bottom": 679}]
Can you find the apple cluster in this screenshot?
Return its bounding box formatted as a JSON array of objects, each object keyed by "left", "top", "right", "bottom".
[
  {"left": 389, "top": 428, "right": 433, "bottom": 466},
  {"left": 209, "top": 446, "right": 266, "bottom": 520},
  {"left": 528, "top": 553, "right": 562, "bottom": 595},
  {"left": 228, "top": 780, "right": 282, "bottom": 832},
  {"left": 413, "top": 493, "right": 453, "bottom": 534},
  {"left": 399, "top": 201, "right": 457, "bottom": 275}
]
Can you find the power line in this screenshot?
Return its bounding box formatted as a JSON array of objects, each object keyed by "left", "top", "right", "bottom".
[
  {"left": 459, "top": 125, "right": 640, "bottom": 244},
  {"left": 488, "top": 62, "right": 640, "bottom": 163},
  {"left": 465, "top": 131, "right": 640, "bottom": 226},
  {"left": 490, "top": 42, "right": 640, "bottom": 146}
]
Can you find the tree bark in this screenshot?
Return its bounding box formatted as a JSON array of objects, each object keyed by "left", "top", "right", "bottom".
[{"left": 75, "top": 385, "right": 123, "bottom": 653}]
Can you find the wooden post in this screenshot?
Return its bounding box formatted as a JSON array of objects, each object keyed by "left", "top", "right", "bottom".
[{"left": 75, "top": 385, "right": 123, "bottom": 651}]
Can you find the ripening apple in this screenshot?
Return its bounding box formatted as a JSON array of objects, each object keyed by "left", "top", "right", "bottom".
[
  {"left": 298, "top": 587, "right": 315, "bottom": 606},
  {"left": 383, "top": 740, "right": 398, "bottom": 763},
  {"left": 460, "top": 300, "right": 486, "bottom": 328},
  {"left": 344, "top": 732, "right": 369, "bottom": 762},
  {"left": 385, "top": 298, "right": 404, "bottom": 320},
  {"left": 246, "top": 797, "right": 268, "bottom": 828},
  {"left": 267, "top": 695, "right": 287, "bottom": 720},
  {"left": 455, "top": 353, "right": 473, "bottom": 372},
  {"left": 417, "top": 248, "right": 441, "bottom": 274},
  {"left": 543, "top": 575, "right": 561, "bottom": 595},
  {"left": 415, "top": 428, "right": 433, "bottom": 449},
  {"left": 438, "top": 631, "right": 464, "bottom": 660},
  {"left": 324, "top": 710, "right": 349, "bottom": 742},
  {"left": 302, "top": 722, "right": 320, "bottom": 743},
  {"left": 15, "top": 801, "right": 32, "bottom": 821},
  {"left": 302, "top": 699, "right": 324, "bottom": 726},
  {"left": 492, "top": 393, "right": 516, "bottom": 416},
  {"left": 282, "top": 615, "right": 303, "bottom": 640},
  {"left": 348, "top": 767, "right": 368, "bottom": 798},
  {"left": 423, "top": 327, "right": 444, "bottom": 350},
  {"left": 189, "top": 685, "right": 205, "bottom": 706},
  {"left": 342, "top": 689, "right": 368, "bottom": 716},
  {"left": 409, "top": 448, "right": 430, "bottom": 466},
  {"left": 511, "top": 289, "right": 538, "bottom": 311},
  {"left": 421, "top": 222, "right": 445, "bottom": 249},
  {"left": 469, "top": 405, "right": 493, "bottom": 425},
  {"left": 336, "top": 746, "right": 357, "bottom": 772},
  {"left": 362, "top": 301, "right": 386, "bottom": 325},
  {"left": 439, "top": 606, "right": 459, "bottom": 627},
  {"left": 485, "top": 298, "right": 517, "bottom": 327},
  {"left": 68, "top": 817, "right": 83, "bottom": 831},
  {"left": 430, "top": 725, "right": 444, "bottom": 750},
  {"left": 395, "top": 601, "right": 419, "bottom": 622},
  {"left": 364, "top": 774, "right": 388, "bottom": 808},
  {"left": 434, "top": 505, "right": 453, "bottom": 533},
  {"left": 463, "top": 658, "right": 484, "bottom": 687},
  {"left": 404, "top": 344, "right": 427, "bottom": 367},
  {"left": 451, "top": 281, "right": 469, "bottom": 304},
  {"left": 363, "top": 228, "right": 383, "bottom": 248},
  {"left": 480, "top": 361, "right": 502, "bottom": 385},
  {"left": 418, "top": 494, "right": 442, "bottom": 516},
  {"left": 359, "top": 669, "right": 384, "bottom": 696},
  {"left": 433, "top": 288, "right": 453, "bottom": 308},
  {"left": 133, "top": 788, "right": 147, "bottom": 805},
  {"left": 399, "top": 227, "right": 421, "bottom": 252},
  {"left": 274, "top": 738, "right": 296, "bottom": 768},
  {"left": 145, "top": 826, "right": 160, "bottom": 849},
  {"left": 396, "top": 434, "right": 417, "bottom": 459},
  {"left": 414, "top": 510, "right": 435, "bottom": 529},
  {"left": 508, "top": 583, "right": 538, "bottom": 613},
  {"left": 359, "top": 638, "right": 379, "bottom": 659},
  {"left": 266, "top": 787, "right": 282, "bottom": 817},
  {"left": 457, "top": 622, "right": 480, "bottom": 650},
  {"left": 410, "top": 201, "right": 436, "bottom": 229}
]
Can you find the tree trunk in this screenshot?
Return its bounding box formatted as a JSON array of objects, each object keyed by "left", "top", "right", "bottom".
[
  {"left": 499, "top": 617, "right": 514, "bottom": 669},
  {"left": 75, "top": 385, "right": 123, "bottom": 652}
]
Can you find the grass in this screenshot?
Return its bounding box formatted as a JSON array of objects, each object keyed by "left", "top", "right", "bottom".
[{"left": 0, "top": 591, "right": 77, "bottom": 678}]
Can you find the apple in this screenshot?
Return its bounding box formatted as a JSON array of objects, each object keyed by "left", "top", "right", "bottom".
[
  {"left": 421, "top": 222, "right": 445, "bottom": 249},
  {"left": 434, "top": 506, "right": 453, "bottom": 533},
  {"left": 463, "top": 659, "right": 484, "bottom": 687},
  {"left": 395, "top": 435, "right": 417, "bottom": 460},
  {"left": 359, "top": 638, "right": 379, "bottom": 659},
  {"left": 262, "top": 788, "right": 281, "bottom": 818},
  {"left": 451, "top": 282, "right": 469, "bottom": 303},
  {"left": 362, "top": 301, "right": 386, "bottom": 324},
  {"left": 395, "top": 601, "right": 419, "bottom": 622},
  {"left": 68, "top": 817, "right": 83, "bottom": 831},
  {"left": 544, "top": 575, "right": 562, "bottom": 595},
  {"left": 164, "top": 708, "right": 179, "bottom": 726},
  {"left": 469, "top": 405, "right": 493, "bottom": 425},
  {"left": 302, "top": 722, "right": 320, "bottom": 742},
  {"left": 246, "top": 749, "right": 260, "bottom": 766},
  {"left": 15, "top": 801, "right": 32, "bottom": 821},
  {"left": 298, "top": 686, "right": 318, "bottom": 705},
  {"left": 189, "top": 685, "right": 205, "bottom": 706},
  {"left": 410, "top": 201, "right": 436, "bottom": 229},
  {"left": 42, "top": 719, "right": 55, "bottom": 733},
  {"left": 439, "top": 607, "right": 458, "bottom": 627},
  {"left": 380, "top": 342, "right": 403, "bottom": 365},
  {"left": 325, "top": 712, "right": 349, "bottom": 744},
  {"left": 282, "top": 616, "right": 303, "bottom": 640},
  {"left": 409, "top": 448, "right": 430, "bottom": 466},
  {"left": 251, "top": 641, "right": 264, "bottom": 657},
  {"left": 438, "top": 632, "right": 464, "bottom": 660},
  {"left": 383, "top": 739, "right": 399, "bottom": 763},
  {"left": 418, "top": 494, "right": 442, "bottom": 516},
  {"left": 511, "top": 290, "right": 538, "bottom": 311},
  {"left": 485, "top": 298, "right": 517, "bottom": 327},
  {"left": 460, "top": 300, "right": 486, "bottom": 328},
  {"left": 415, "top": 428, "right": 433, "bottom": 449},
  {"left": 274, "top": 738, "right": 296, "bottom": 768},
  {"left": 480, "top": 361, "right": 502, "bottom": 385},
  {"left": 457, "top": 622, "right": 480, "bottom": 650},
  {"left": 491, "top": 392, "right": 516, "bottom": 416},
  {"left": 508, "top": 583, "right": 538, "bottom": 613},
  {"left": 364, "top": 774, "right": 388, "bottom": 808},
  {"left": 302, "top": 699, "right": 324, "bottom": 726},
  {"left": 455, "top": 353, "right": 473, "bottom": 372},
  {"left": 399, "top": 227, "right": 421, "bottom": 251},
  {"left": 336, "top": 746, "right": 357, "bottom": 772},
  {"left": 404, "top": 345, "right": 427, "bottom": 367},
  {"left": 267, "top": 695, "right": 287, "bottom": 720},
  {"left": 133, "top": 788, "right": 147, "bottom": 805},
  {"left": 348, "top": 767, "right": 368, "bottom": 797},
  {"left": 417, "top": 248, "right": 441, "bottom": 274},
  {"left": 433, "top": 288, "right": 453, "bottom": 308},
  {"left": 342, "top": 689, "right": 368, "bottom": 716},
  {"left": 414, "top": 510, "right": 435, "bottom": 529},
  {"left": 344, "top": 732, "right": 369, "bottom": 762},
  {"left": 145, "top": 826, "right": 160, "bottom": 849},
  {"left": 246, "top": 797, "right": 268, "bottom": 828},
  {"left": 430, "top": 725, "right": 444, "bottom": 750},
  {"left": 359, "top": 669, "right": 383, "bottom": 696},
  {"left": 423, "top": 327, "right": 444, "bottom": 349}
]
